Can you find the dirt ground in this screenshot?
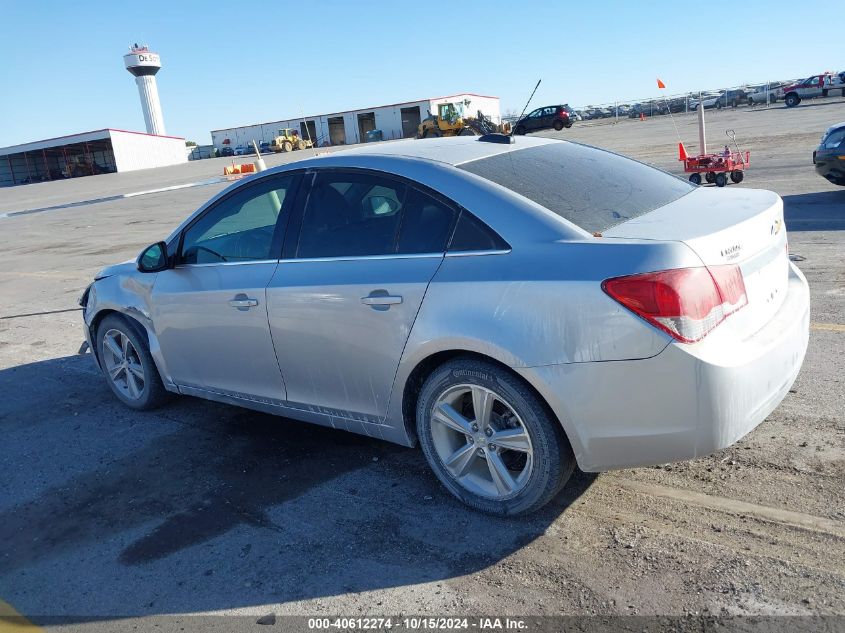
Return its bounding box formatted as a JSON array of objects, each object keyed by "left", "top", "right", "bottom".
[{"left": 1, "top": 99, "right": 844, "bottom": 631}]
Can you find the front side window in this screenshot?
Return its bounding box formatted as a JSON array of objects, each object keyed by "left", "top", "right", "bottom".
[
  {"left": 297, "top": 172, "right": 405, "bottom": 258},
  {"left": 181, "top": 175, "right": 294, "bottom": 264}
]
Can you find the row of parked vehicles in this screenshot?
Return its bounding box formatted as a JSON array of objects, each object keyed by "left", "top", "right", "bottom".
[{"left": 572, "top": 71, "right": 845, "bottom": 121}]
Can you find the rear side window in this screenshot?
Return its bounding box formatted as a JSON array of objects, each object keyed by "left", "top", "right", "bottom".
[
  {"left": 297, "top": 172, "right": 404, "bottom": 258},
  {"left": 458, "top": 142, "right": 694, "bottom": 233},
  {"left": 448, "top": 212, "right": 509, "bottom": 252},
  {"left": 396, "top": 188, "right": 456, "bottom": 254}
]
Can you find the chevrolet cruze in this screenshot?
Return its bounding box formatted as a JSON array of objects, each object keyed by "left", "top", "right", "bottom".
[{"left": 80, "top": 136, "right": 809, "bottom": 515}]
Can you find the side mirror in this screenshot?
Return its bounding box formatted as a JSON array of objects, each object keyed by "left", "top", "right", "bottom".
[{"left": 137, "top": 241, "right": 170, "bottom": 273}]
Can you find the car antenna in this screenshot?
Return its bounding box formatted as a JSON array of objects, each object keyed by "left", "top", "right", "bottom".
[{"left": 511, "top": 79, "right": 542, "bottom": 137}]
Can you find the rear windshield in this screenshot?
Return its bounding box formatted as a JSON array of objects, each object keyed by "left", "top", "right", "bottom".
[{"left": 458, "top": 142, "right": 694, "bottom": 233}]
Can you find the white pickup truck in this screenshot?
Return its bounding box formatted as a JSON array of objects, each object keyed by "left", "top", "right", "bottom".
[{"left": 782, "top": 72, "right": 845, "bottom": 107}]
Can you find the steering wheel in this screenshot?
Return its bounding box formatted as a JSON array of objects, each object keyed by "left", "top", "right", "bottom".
[{"left": 193, "top": 245, "right": 228, "bottom": 262}]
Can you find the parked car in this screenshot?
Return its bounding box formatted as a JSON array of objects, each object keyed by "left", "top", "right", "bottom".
[
  {"left": 813, "top": 120, "right": 845, "bottom": 186},
  {"left": 80, "top": 136, "right": 809, "bottom": 516},
  {"left": 715, "top": 89, "right": 748, "bottom": 108},
  {"left": 689, "top": 92, "right": 724, "bottom": 110},
  {"left": 513, "top": 105, "right": 573, "bottom": 134},
  {"left": 747, "top": 83, "right": 785, "bottom": 106},
  {"left": 259, "top": 141, "right": 272, "bottom": 154},
  {"left": 782, "top": 73, "right": 845, "bottom": 107},
  {"left": 234, "top": 145, "right": 253, "bottom": 156},
  {"left": 219, "top": 146, "right": 234, "bottom": 157}
]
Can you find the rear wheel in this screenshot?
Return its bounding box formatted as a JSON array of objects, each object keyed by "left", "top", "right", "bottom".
[
  {"left": 716, "top": 100, "right": 723, "bottom": 109},
  {"left": 553, "top": 120, "right": 564, "bottom": 131},
  {"left": 705, "top": 171, "right": 716, "bottom": 184},
  {"left": 715, "top": 172, "right": 728, "bottom": 187},
  {"left": 425, "top": 128, "right": 441, "bottom": 138},
  {"left": 97, "top": 314, "right": 170, "bottom": 411},
  {"left": 514, "top": 125, "right": 526, "bottom": 135},
  {"left": 417, "top": 358, "right": 574, "bottom": 516},
  {"left": 730, "top": 170, "right": 744, "bottom": 183},
  {"left": 688, "top": 173, "right": 702, "bottom": 185}
]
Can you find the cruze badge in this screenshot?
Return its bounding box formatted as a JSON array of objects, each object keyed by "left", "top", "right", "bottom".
[{"left": 721, "top": 244, "right": 742, "bottom": 260}]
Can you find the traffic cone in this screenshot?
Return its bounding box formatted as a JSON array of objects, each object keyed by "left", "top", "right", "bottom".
[
  {"left": 640, "top": 112, "right": 645, "bottom": 121},
  {"left": 678, "top": 142, "right": 688, "bottom": 161}
]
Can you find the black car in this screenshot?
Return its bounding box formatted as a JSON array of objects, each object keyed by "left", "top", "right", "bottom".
[
  {"left": 219, "top": 146, "right": 234, "bottom": 157},
  {"left": 513, "top": 105, "right": 573, "bottom": 134},
  {"left": 814, "top": 121, "right": 845, "bottom": 186},
  {"left": 716, "top": 89, "right": 748, "bottom": 108}
]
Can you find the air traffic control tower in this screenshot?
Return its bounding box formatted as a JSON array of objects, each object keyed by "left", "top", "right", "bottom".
[{"left": 123, "top": 44, "right": 166, "bottom": 136}]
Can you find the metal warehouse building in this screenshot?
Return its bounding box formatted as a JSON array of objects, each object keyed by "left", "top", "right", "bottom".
[
  {"left": 0, "top": 129, "right": 188, "bottom": 187},
  {"left": 211, "top": 93, "right": 501, "bottom": 150}
]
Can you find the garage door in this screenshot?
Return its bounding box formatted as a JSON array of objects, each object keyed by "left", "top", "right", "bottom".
[{"left": 401, "top": 106, "right": 421, "bottom": 138}]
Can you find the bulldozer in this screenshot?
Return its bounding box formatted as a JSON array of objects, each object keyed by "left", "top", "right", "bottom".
[
  {"left": 271, "top": 128, "right": 314, "bottom": 152},
  {"left": 417, "top": 102, "right": 510, "bottom": 139}
]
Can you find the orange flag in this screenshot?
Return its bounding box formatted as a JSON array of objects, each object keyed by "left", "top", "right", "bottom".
[{"left": 657, "top": 78, "right": 666, "bottom": 89}]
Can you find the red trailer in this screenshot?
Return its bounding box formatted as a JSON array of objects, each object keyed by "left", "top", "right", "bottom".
[{"left": 682, "top": 149, "right": 749, "bottom": 187}]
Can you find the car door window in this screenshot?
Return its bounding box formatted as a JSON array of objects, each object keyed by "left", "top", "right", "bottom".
[
  {"left": 297, "top": 172, "right": 405, "bottom": 258},
  {"left": 181, "top": 175, "right": 295, "bottom": 264},
  {"left": 396, "top": 188, "right": 457, "bottom": 254}
]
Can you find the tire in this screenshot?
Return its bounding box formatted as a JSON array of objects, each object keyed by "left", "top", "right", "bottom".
[
  {"left": 425, "top": 128, "right": 441, "bottom": 138},
  {"left": 416, "top": 358, "right": 575, "bottom": 516},
  {"left": 705, "top": 171, "right": 716, "bottom": 184},
  {"left": 282, "top": 141, "right": 292, "bottom": 152},
  {"left": 514, "top": 125, "right": 526, "bottom": 136},
  {"left": 96, "top": 314, "right": 170, "bottom": 411},
  {"left": 458, "top": 127, "right": 477, "bottom": 136},
  {"left": 715, "top": 172, "right": 728, "bottom": 187},
  {"left": 730, "top": 170, "right": 744, "bottom": 183},
  {"left": 553, "top": 120, "right": 564, "bottom": 131},
  {"left": 689, "top": 173, "right": 702, "bottom": 185},
  {"left": 747, "top": 97, "right": 755, "bottom": 106},
  {"left": 731, "top": 100, "right": 737, "bottom": 108},
  {"left": 297, "top": 140, "right": 306, "bottom": 150},
  {"left": 785, "top": 93, "right": 800, "bottom": 108}
]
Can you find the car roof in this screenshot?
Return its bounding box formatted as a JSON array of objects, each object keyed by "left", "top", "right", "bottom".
[{"left": 318, "top": 135, "right": 559, "bottom": 166}]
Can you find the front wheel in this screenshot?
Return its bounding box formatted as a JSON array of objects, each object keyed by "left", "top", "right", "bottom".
[
  {"left": 706, "top": 171, "right": 716, "bottom": 184},
  {"left": 689, "top": 172, "right": 702, "bottom": 185},
  {"left": 715, "top": 172, "right": 728, "bottom": 187},
  {"left": 282, "top": 141, "right": 293, "bottom": 152},
  {"left": 730, "top": 170, "right": 744, "bottom": 183},
  {"left": 425, "top": 128, "right": 441, "bottom": 138},
  {"left": 785, "top": 93, "right": 800, "bottom": 107},
  {"left": 416, "top": 359, "right": 574, "bottom": 516},
  {"left": 514, "top": 125, "right": 526, "bottom": 135},
  {"left": 97, "top": 314, "right": 170, "bottom": 411}
]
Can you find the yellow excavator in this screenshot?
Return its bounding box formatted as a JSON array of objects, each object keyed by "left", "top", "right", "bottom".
[
  {"left": 417, "top": 102, "right": 510, "bottom": 139},
  {"left": 271, "top": 128, "right": 314, "bottom": 152}
]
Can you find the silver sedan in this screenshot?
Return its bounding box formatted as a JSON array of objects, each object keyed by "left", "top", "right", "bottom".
[{"left": 80, "top": 136, "right": 809, "bottom": 515}]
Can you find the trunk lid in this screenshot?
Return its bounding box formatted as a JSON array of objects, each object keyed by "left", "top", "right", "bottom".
[{"left": 603, "top": 187, "right": 789, "bottom": 340}]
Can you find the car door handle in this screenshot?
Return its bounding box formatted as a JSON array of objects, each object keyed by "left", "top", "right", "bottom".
[
  {"left": 361, "top": 295, "right": 403, "bottom": 306},
  {"left": 229, "top": 298, "right": 259, "bottom": 308}
]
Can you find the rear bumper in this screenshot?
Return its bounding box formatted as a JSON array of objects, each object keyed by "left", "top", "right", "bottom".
[{"left": 519, "top": 262, "right": 810, "bottom": 472}]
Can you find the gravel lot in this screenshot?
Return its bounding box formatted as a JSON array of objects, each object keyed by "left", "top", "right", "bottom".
[{"left": 1, "top": 99, "right": 843, "bottom": 630}]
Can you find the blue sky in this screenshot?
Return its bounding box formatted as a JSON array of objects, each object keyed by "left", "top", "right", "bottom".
[{"left": 0, "top": 0, "right": 837, "bottom": 146}]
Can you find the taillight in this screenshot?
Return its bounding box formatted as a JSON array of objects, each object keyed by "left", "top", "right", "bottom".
[{"left": 601, "top": 266, "right": 747, "bottom": 343}]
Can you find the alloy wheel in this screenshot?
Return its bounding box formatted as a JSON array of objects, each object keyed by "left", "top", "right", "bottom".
[
  {"left": 430, "top": 384, "right": 533, "bottom": 500},
  {"left": 102, "top": 328, "right": 146, "bottom": 400}
]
